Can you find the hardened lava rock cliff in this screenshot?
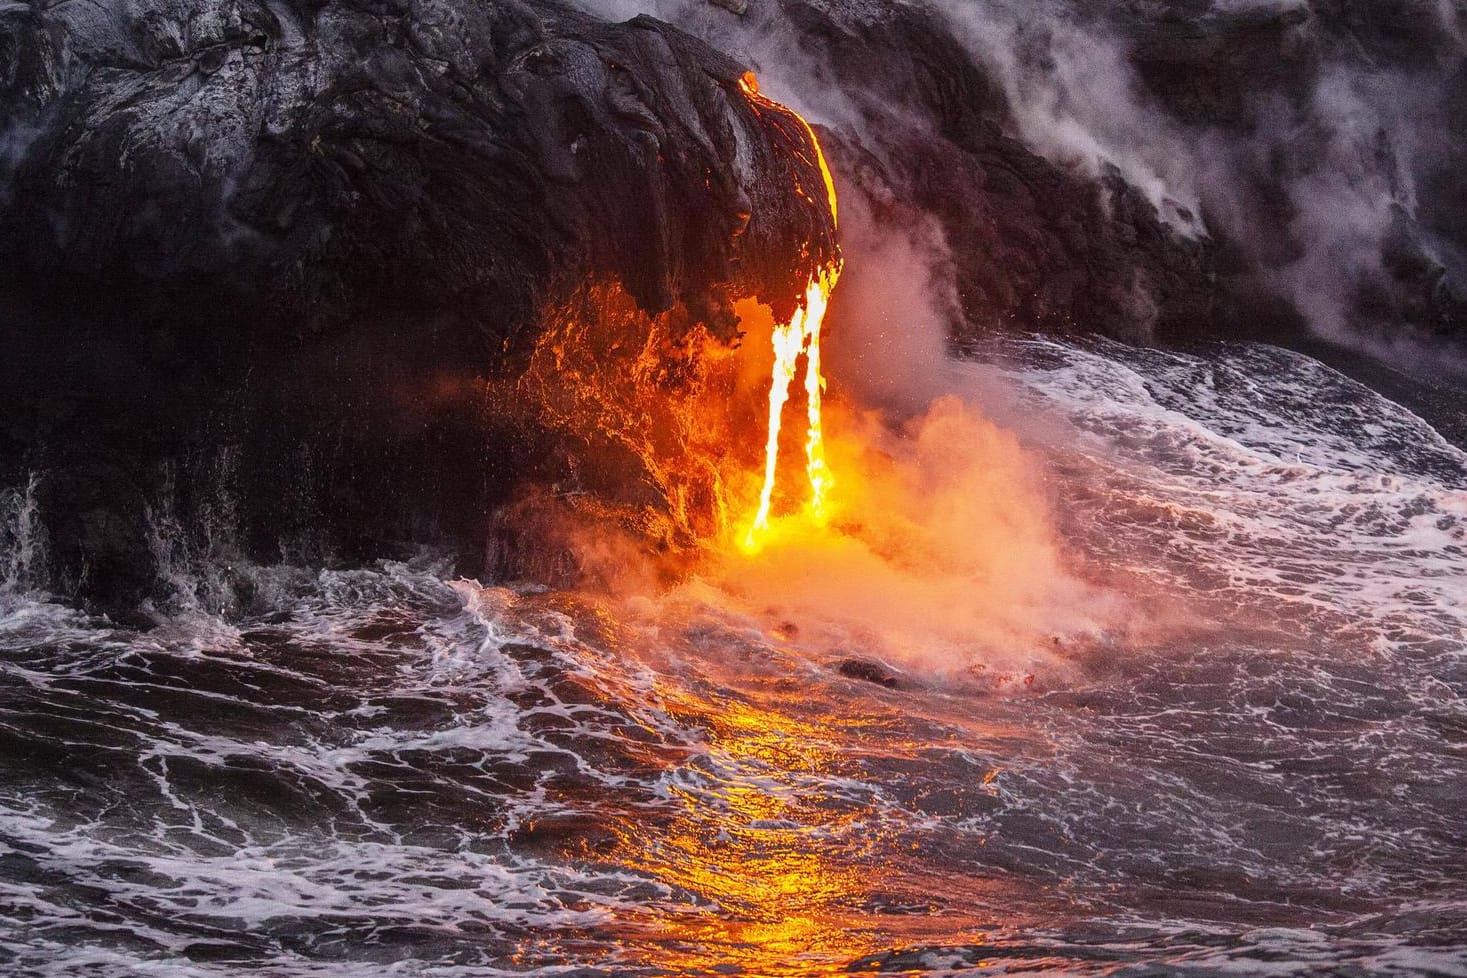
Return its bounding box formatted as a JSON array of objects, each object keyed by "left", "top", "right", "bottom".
[
  {"left": 0, "top": 0, "right": 837, "bottom": 609},
  {"left": 688, "top": 0, "right": 1466, "bottom": 351},
  {"left": 5, "top": 0, "right": 1466, "bottom": 611}
]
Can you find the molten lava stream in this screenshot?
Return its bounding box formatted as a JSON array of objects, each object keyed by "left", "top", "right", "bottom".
[
  {"left": 737, "top": 71, "right": 843, "bottom": 553},
  {"left": 743, "top": 269, "right": 841, "bottom": 552}
]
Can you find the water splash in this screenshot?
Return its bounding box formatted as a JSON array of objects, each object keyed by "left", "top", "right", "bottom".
[{"left": 1, "top": 472, "right": 49, "bottom": 596}]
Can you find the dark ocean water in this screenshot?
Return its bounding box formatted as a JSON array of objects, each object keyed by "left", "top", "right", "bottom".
[{"left": 2, "top": 338, "right": 1465, "bottom": 976}]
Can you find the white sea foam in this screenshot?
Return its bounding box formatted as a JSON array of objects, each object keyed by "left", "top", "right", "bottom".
[
  {"left": 2, "top": 342, "right": 1465, "bottom": 976},
  {"left": 980, "top": 338, "right": 1467, "bottom": 654}
]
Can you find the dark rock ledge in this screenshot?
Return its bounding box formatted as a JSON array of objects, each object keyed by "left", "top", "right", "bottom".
[{"left": 0, "top": 0, "right": 837, "bottom": 611}]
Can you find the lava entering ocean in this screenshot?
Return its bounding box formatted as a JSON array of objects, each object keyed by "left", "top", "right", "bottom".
[
  {"left": 737, "top": 71, "right": 844, "bottom": 552},
  {"left": 503, "top": 68, "right": 848, "bottom": 582}
]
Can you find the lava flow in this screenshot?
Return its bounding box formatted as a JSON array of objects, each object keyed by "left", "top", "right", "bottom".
[{"left": 738, "top": 71, "right": 844, "bottom": 553}]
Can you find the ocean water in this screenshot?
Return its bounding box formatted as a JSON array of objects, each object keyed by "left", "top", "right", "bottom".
[{"left": 2, "top": 337, "right": 1464, "bottom": 976}]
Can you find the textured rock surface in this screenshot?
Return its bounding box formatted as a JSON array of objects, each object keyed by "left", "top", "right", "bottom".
[
  {"left": 669, "top": 0, "right": 1466, "bottom": 351},
  {"left": 1126, "top": 0, "right": 1467, "bottom": 345},
  {"left": 4, "top": 0, "right": 1465, "bottom": 609},
  {"left": 0, "top": 0, "right": 837, "bottom": 609},
  {"left": 795, "top": 0, "right": 1213, "bottom": 344}
]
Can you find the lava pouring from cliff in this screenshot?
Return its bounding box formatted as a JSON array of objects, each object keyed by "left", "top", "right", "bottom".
[{"left": 738, "top": 71, "right": 844, "bottom": 552}]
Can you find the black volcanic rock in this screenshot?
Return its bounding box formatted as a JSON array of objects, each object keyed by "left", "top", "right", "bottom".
[
  {"left": 1129, "top": 4, "right": 1316, "bottom": 130},
  {"left": 674, "top": 0, "right": 1466, "bottom": 354},
  {"left": 1125, "top": 0, "right": 1467, "bottom": 348},
  {"left": 836, "top": 656, "right": 904, "bottom": 690},
  {"left": 0, "top": 0, "right": 838, "bottom": 610},
  {"left": 0, "top": 0, "right": 836, "bottom": 344},
  {"left": 756, "top": 0, "right": 1215, "bottom": 344},
  {"left": 4, "top": 0, "right": 1466, "bottom": 610}
]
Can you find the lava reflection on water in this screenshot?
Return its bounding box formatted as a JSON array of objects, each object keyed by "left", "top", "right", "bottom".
[{"left": 568, "top": 639, "right": 1016, "bottom": 976}]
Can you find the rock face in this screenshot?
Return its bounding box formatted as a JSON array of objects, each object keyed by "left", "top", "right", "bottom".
[
  {"left": 1123, "top": 0, "right": 1467, "bottom": 347},
  {"left": 0, "top": 0, "right": 837, "bottom": 610},
  {"left": 3, "top": 0, "right": 1465, "bottom": 609},
  {"left": 783, "top": 0, "right": 1213, "bottom": 344},
  {"left": 672, "top": 0, "right": 1466, "bottom": 352}
]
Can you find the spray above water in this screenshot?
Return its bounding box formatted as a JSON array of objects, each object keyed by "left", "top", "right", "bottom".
[
  {"left": 514, "top": 67, "right": 1112, "bottom": 675},
  {"left": 737, "top": 72, "right": 844, "bottom": 552}
]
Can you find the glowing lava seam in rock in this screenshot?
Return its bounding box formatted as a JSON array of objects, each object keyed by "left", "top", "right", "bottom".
[{"left": 737, "top": 72, "right": 843, "bottom": 552}]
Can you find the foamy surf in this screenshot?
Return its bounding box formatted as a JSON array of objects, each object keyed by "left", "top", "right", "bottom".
[{"left": 1, "top": 338, "right": 1464, "bottom": 976}]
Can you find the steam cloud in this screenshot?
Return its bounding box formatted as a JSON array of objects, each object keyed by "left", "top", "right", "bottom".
[
  {"left": 934, "top": 0, "right": 1467, "bottom": 364},
  {"left": 662, "top": 182, "right": 1120, "bottom": 678},
  {"left": 558, "top": 0, "right": 1139, "bottom": 673},
  {"left": 559, "top": 0, "right": 1466, "bottom": 675}
]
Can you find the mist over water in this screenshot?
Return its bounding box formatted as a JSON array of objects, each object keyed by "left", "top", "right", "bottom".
[
  {"left": 649, "top": 184, "right": 1118, "bottom": 680},
  {"left": 942, "top": 0, "right": 1467, "bottom": 366}
]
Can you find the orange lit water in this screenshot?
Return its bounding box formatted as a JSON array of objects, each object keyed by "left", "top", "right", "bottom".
[{"left": 2, "top": 337, "right": 1465, "bottom": 977}]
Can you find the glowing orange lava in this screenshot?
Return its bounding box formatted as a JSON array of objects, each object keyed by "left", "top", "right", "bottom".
[{"left": 737, "top": 72, "right": 844, "bottom": 552}]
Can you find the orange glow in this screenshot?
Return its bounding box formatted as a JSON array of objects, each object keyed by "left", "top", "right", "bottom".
[
  {"left": 796, "top": 111, "right": 840, "bottom": 231},
  {"left": 747, "top": 301, "right": 807, "bottom": 549},
  {"left": 801, "top": 269, "right": 836, "bottom": 524},
  {"left": 738, "top": 73, "right": 844, "bottom": 552},
  {"left": 507, "top": 72, "right": 846, "bottom": 572},
  {"left": 740, "top": 71, "right": 838, "bottom": 229},
  {"left": 744, "top": 269, "right": 842, "bottom": 549},
  {"left": 576, "top": 653, "right": 1010, "bottom": 974}
]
